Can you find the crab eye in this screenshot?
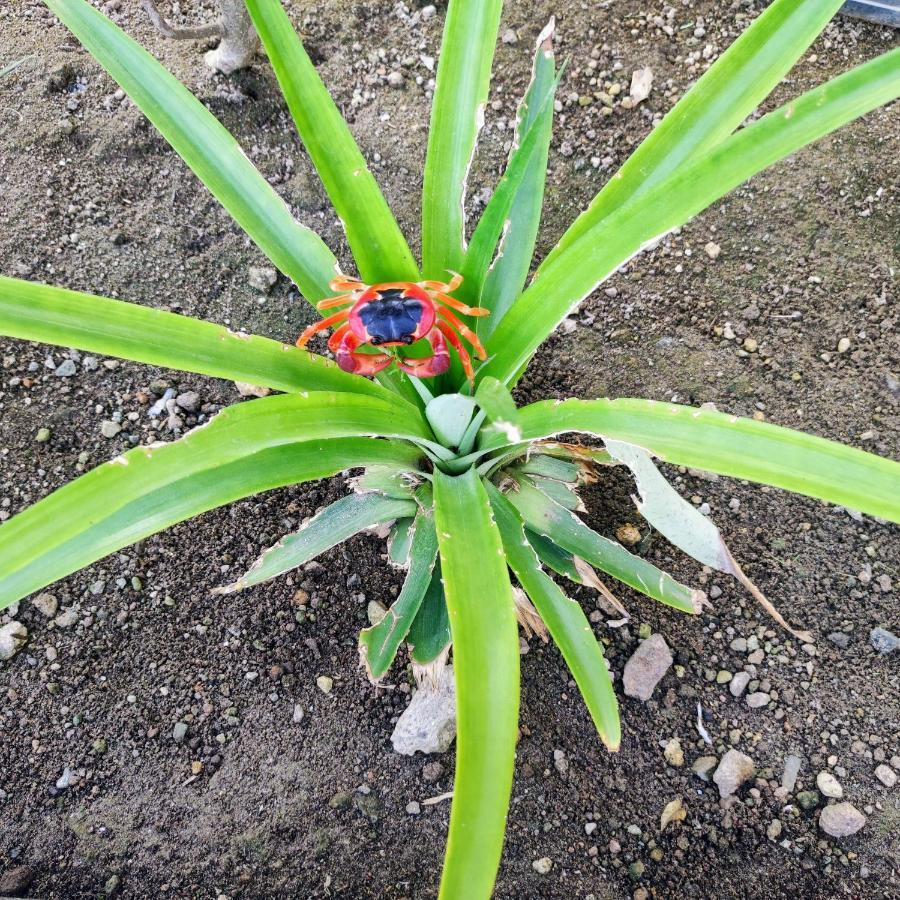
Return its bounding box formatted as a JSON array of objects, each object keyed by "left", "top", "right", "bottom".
[
  {"left": 402, "top": 335, "right": 415, "bottom": 345},
  {"left": 369, "top": 335, "right": 384, "bottom": 346}
]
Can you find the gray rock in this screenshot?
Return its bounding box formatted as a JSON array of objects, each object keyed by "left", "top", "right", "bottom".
[
  {"left": 248, "top": 266, "right": 277, "bottom": 293},
  {"left": 0, "top": 621, "right": 28, "bottom": 661},
  {"left": 828, "top": 631, "right": 850, "bottom": 649},
  {"left": 531, "top": 857, "right": 553, "bottom": 875},
  {"left": 32, "top": 592, "right": 58, "bottom": 618},
  {"left": 175, "top": 391, "right": 201, "bottom": 413},
  {"left": 746, "top": 691, "right": 770, "bottom": 709},
  {"left": 406, "top": 801, "right": 421, "bottom": 815},
  {"left": 55, "top": 767, "right": 73, "bottom": 790},
  {"left": 870, "top": 627, "right": 899, "bottom": 654},
  {"left": 622, "top": 633, "right": 672, "bottom": 701},
  {"left": 767, "top": 819, "right": 783, "bottom": 840},
  {"left": 54, "top": 607, "right": 79, "bottom": 628},
  {"left": 729, "top": 671, "right": 751, "bottom": 697},
  {"left": 392, "top": 665, "right": 456, "bottom": 755},
  {"left": 713, "top": 749, "right": 755, "bottom": 798},
  {"left": 875, "top": 764, "right": 897, "bottom": 788},
  {"left": 172, "top": 722, "right": 188, "bottom": 743},
  {"left": 781, "top": 754, "right": 804, "bottom": 792},
  {"left": 100, "top": 420, "right": 122, "bottom": 438},
  {"left": 819, "top": 802, "right": 866, "bottom": 838},
  {"left": 54, "top": 359, "right": 77, "bottom": 377},
  {"left": 0, "top": 865, "right": 34, "bottom": 895},
  {"left": 816, "top": 771, "right": 843, "bottom": 799}
]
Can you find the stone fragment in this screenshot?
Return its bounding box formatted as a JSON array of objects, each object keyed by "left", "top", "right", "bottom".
[
  {"left": 623, "top": 634, "right": 672, "bottom": 701},
  {"left": 819, "top": 802, "right": 866, "bottom": 838},
  {"left": 713, "top": 749, "right": 755, "bottom": 798}
]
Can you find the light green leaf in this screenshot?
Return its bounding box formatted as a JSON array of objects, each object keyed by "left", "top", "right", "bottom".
[
  {"left": 407, "top": 564, "right": 452, "bottom": 665},
  {"left": 218, "top": 492, "right": 417, "bottom": 594},
  {"left": 481, "top": 47, "right": 900, "bottom": 386},
  {"left": 516, "top": 454, "right": 578, "bottom": 483},
  {"left": 44, "top": 0, "right": 338, "bottom": 303},
  {"left": 0, "top": 276, "right": 393, "bottom": 400},
  {"left": 462, "top": 36, "right": 560, "bottom": 313},
  {"left": 474, "top": 376, "right": 520, "bottom": 442},
  {"left": 503, "top": 475, "right": 704, "bottom": 615},
  {"left": 421, "top": 0, "right": 503, "bottom": 277},
  {"left": 0, "top": 434, "right": 421, "bottom": 611},
  {"left": 433, "top": 468, "right": 518, "bottom": 900},
  {"left": 479, "top": 20, "right": 558, "bottom": 336},
  {"left": 488, "top": 484, "right": 620, "bottom": 750},
  {"left": 484, "top": 398, "right": 900, "bottom": 525},
  {"left": 526, "top": 474, "right": 583, "bottom": 512},
  {"left": 544, "top": 0, "right": 845, "bottom": 265},
  {"left": 360, "top": 506, "right": 439, "bottom": 680},
  {"left": 350, "top": 465, "right": 420, "bottom": 499},
  {"left": 244, "top": 0, "right": 418, "bottom": 283},
  {"left": 388, "top": 517, "right": 416, "bottom": 567},
  {"left": 425, "top": 393, "right": 477, "bottom": 448}
]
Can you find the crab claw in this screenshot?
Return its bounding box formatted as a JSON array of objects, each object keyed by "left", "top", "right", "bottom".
[
  {"left": 395, "top": 329, "right": 450, "bottom": 379},
  {"left": 335, "top": 330, "right": 393, "bottom": 376}
]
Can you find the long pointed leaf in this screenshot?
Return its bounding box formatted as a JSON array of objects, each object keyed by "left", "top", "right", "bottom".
[
  {"left": 243, "top": 0, "right": 419, "bottom": 283},
  {"left": 421, "top": 0, "right": 503, "bottom": 277},
  {"left": 407, "top": 563, "right": 452, "bottom": 665},
  {"left": 504, "top": 475, "right": 704, "bottom": 614},
  {"left": 462, "top": 32, "right": 559, "bottom": 315},
  {"left": 219, "top": 492, "right": 417, "bottom": 594},
  {"left": 544, "top": 0, "right": 844, "bottom": 266},
  {"left": 480, "top": 48, "right": 900, "bottom": 386},
  {"left": 44, "top": 0, "right": 338, "bottom": 303},
  {"left": 479, "top": 19, "right": 557, "bottom": 336},
  {"left": 0, "top": 435, "right": 421, "bottom": 611},
  {"left": 360, "top": 505, "right": 439, "bottom": 679},
  {"left": 0, "top": 276, "right": 394, "bottom": 400},
  {"left": 483, "top": 398, "right": 900, "bottom": 524},
  {"left": 433, "top": 468, "right": 518, "bottom": 900},
  {"left": 488, "top": 484, "right": 620, "bottom": 749}
]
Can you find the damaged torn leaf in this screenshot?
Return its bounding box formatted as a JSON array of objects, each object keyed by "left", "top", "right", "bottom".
[
  {"left": 604, "top": 438, "right": 812, "bottom": 642},
  {"left": 512, "top": 586, "right": 549, "bottom": 642},
  {"left": 388, "top": 516, "right": 416, "bottom": 567}
]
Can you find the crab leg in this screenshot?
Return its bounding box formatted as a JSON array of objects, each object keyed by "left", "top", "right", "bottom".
[
  {"left": 420, "top": 272, "right": 463, "bottom": 293},
  {"left": 329, "top": 275, "right": 366, "bottom": 292},
  {"left": 335, "top": 330, "right": 394, "bottom": 376},
  {"left": 328, "top": 321, "right": 352, "bottom": 354},
  {"left": 436, "top": 307, "right": 487, "bottom": 359},
  {"left": 296, "top": 309, "right": 350, "bottom": 348},
  {"left": 316, "top": 292, "right": 356, "bottom": 311},
  {"left": 436, "top": 320, "right": 475, "bottom": 384},
  {"left": 431, "top": 291, "right": 490, "bottom": 317},
  {"left": 396, "top": 328, "right": 450, "bottom": 378}
]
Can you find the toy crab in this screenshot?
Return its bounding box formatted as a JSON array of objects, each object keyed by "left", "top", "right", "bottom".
[{"left": 296, "top": 273, "right": 489, "bottom": 382}]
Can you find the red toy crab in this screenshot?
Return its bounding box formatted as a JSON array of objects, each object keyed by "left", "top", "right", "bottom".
[{"left": 296, "top": 273, "right": 489, "bottom": 383}]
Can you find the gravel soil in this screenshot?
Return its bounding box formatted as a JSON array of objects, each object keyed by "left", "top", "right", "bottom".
[{"left": 1, "top": 1, "right": 898, "bottom": 898}]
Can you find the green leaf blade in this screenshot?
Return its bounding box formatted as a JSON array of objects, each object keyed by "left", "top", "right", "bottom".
[
  {"left": 244, "top": 0, "right": 419, "bottom": 283},
  {"left": 478, "top": 20, "right": 558, "bottom": 336},
  {"left": 0, "top": 436, "right": 421, "bottom": 611},
  {"left": 489, "top": 398, "right": 900, "bottom": 524},
  {"left": 482, "top": 47, "right": 900, "bottom": 386},
  {"left": 504, "top": 475, "right": 703, "bottom": 615},
  {"left": 544, "top": 0, "right": 845, "bottom": 264},
  {"left": 0, "top": 392, "right": 428, "bottom": 608},
  {"left": 488, "top": 484, "right": 620, "bottom": 750},
  {"left": 0, "top": 276, "right": 395, "bottom": 400},
  {"left": 44, "top": 0, "right": 338, "bottom": 303},
  {"left": 421, "top": 0, "right": 503, "bottom": 277},
  {"left": 221, "top": 492, "right": 417, "bottom": 594},
  {"left": 360, "top": 507, "right": 439, "bottom": 679},
  {"left": 433, "top": 468, "right": 518, "bottom": 900}
]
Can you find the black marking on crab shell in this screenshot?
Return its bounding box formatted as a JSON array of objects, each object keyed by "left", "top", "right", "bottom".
[{"left": 359, "top": 289, "right": 424, "bottom": 345}]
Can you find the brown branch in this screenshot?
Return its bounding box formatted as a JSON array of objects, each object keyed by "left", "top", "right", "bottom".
[{"left": 140, "top": 0, "right": 222, "bottom": 40}]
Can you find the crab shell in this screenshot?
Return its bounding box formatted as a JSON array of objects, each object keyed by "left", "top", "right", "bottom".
[{"left": 347, "top": 284, "right": 436, "bottom": 347}]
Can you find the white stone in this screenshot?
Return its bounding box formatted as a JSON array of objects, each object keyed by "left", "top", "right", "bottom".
[
  {"left": 816, "top": 771, "right": 843, "bottom": 799},
  {"left": 713, "top": 749, "right": 755, "bottom": 798},
  {"left": 391, "top": 664, "right": 456, "bottom": 755},
  {"left": 819, "top": 802, "right": 866, "bottom": 838},
  {"left": 0, "top": 621, "right": 28, "bottom": 661}
]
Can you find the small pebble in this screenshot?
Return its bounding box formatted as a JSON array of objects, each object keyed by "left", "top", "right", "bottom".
[
  {"left": 819, "top": 802, "right": 866, "bottom": 838},
  {"left": 816, "top": 771, "right": 843, "bottom": 799},
  {"left": 875, "top": 764, "right": 897, "bottom": 788},
  {"left": 316, "top": 675, "right": 333, "bottom": 694},
  {"left": 531, "top": 857, "right": 553, "bottom": 875},
  {"left": 870, "top": 627, "right": 898, "bottom": 654}
]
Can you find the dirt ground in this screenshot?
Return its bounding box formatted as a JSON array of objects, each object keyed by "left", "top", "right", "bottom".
[{"left": 0, "top": 1, "right": 898, "bottom": 897}]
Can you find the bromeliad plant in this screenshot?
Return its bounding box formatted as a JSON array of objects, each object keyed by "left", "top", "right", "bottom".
[{"left": 2, "top": 0, "right": 899, "bottom": 895}]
